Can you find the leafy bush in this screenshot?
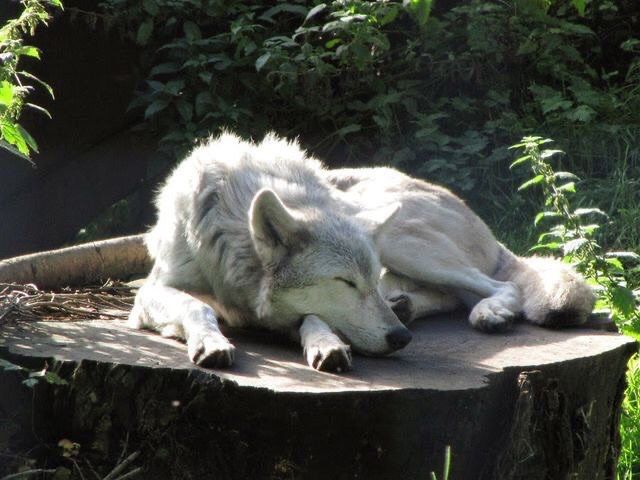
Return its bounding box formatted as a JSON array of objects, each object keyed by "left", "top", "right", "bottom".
[
  {"left": 94, "top": 0, "right": 639, "bottom": 251},
  {"left": 98, "top": 0, "right": 433, "bottom": 156},
  {"left": 0, "top": 0, "right": 62, "bottom": 160}
]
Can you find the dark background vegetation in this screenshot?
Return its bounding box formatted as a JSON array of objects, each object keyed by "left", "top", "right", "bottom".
[
  {"left": 2, "top": 0, "right": 639, "bottom": 259},
  {"left": 1, "top": 1, "right": 640, "bottom": 477}
]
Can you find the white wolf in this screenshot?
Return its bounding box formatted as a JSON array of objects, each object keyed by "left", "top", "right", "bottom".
[
  {"left": 326, "top": 167, "right": 596, "bottom": 332},
  {"left": 128, "top": 133, "right": 412, "bottom": 373},
  {"left": 130, "top": 132, "right": 595, "bottom": 373}
]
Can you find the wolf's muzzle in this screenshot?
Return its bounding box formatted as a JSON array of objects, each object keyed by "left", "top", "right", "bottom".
[{"left": 386, "top": 327, "right": 412, "bottom": 351}]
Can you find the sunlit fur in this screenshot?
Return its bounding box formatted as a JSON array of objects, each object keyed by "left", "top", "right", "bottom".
[{"left": 327, "top": 167, "right": 595, "bottom": 331}]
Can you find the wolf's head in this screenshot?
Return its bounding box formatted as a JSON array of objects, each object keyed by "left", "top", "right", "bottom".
[{"left": 249, "top": 188, "right": 411, "bottom": 355}]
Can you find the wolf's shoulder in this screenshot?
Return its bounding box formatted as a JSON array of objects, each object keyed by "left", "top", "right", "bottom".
[{"left": 180, "top": 132, "right": 323, "bottom": 182}]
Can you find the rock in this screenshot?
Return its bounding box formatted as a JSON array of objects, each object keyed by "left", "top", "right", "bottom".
[{"left": 0, "top": 314, "right": 636, "bottom": 479}]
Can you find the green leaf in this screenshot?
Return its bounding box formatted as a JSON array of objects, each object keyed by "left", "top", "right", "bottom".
[
  {"left": 574, "top": 208, "right": 607, "bottom": 217},
  {"left": 566, "top": 105, "right": 596, "bottom": 123},
  {"left": 518, "top": 174, "right": 545, "bottom": 191},
  {"left": 1, "top": 121, "right": 29, "bottom": 155},
  {"left": 184, "top": 21, "right": 201, "bottom": 42},
  {"left": 336, "top": 124, "right": 362, "bottom": 137},
  {"left": 571, "top": 0, "right": 586, "bottom": 15},
  {"left": 25, "top": 102, "right": 52, "bottom": 119},
  {"left": 611, "top": 286, "right": 636, "bottom": 317},
  {"left": 529, "top": 242, "right": 562, "bottom": 252},
  {"left": 150, "top": 62, "right": 180, "bottom": 77},
  {"left": 580, "top": 224, "right": 600, "bottom": 235},
  {"left": 17, "top": 124, "right": 39, "bottom": 153},
  {"left": 0, "top": 139, "right": 32, "bottom": 161},
  {"left": 325, "top": 38, "right": 342, "bottom": 49},
  {"left": 541, "top": 149, "right": 564, "bottom": 159},
  {"left": 554, "top": 171, "right": 580, "bottom": 181},
  {"left": 18, "top": 71, "right": 54, "bottom": 99},
  {"left": 534, "top": 211, "right": 560, "bottom": 226},
  {"left": 144, "top": 99, "right": 170, "bottom": 119},
  {"left": 176, "top": 100, "right": 193, "bottom": 122},
  {"left": 305, "top": 3, "right": 327, "bottom": 22},
  {"left": 164, "top": 80, "right": 185, "bottom": 96},
  {"left": 557, "top": 182, "right": 576, "bottom": 193},
  {"left": 605, "top": 258, "right": 624, "bottom": 273},
  {"left": 42, "top": 371, "right": 68, "bottom": 385},
  {"left": 607, "top": 251, "right": 640, "bottom": 262},
  {"left": 562, "top": 238, "right": 588, "bottom": 255},
  {"left": 143, "top": 0, "right": 159, "bottom": 16},
  {"left": 195, "top": 91, "right": 214, "bottom": 116},
  {"left": 380, "top": 6, "right": 400, "bottom": 26},
  {"left": 255, "top": 53, "right": 271, "bottom": 72},
  {"left": 404, "top": 0, "right": 433, "bottom": 27},
  {"left": 509, "top": 155, "right": 530, "bottom": 169},
  {"left": 260, "top": 4, "right": 308, "bottom": 22},
  {"left": 136, "top": 19, "right": 154, "bottom": 46},
  {"left": 15, "top": 46, "right": 41, "bottom": 59},
  {"left": 0, "top": 81, "right": 15, "bottom": 106}
]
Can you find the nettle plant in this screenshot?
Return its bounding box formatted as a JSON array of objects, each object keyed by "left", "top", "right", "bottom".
[
  {"left": 0, "top": 0, "right": 62, "bottom": 160},
  {"left": 510, "top": 136, "right": 640, "bottom": 328}
]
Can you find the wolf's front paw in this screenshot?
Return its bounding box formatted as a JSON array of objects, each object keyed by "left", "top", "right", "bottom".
[
  {"left": 188, "top": 333, "right": 236, "bottom": 368},
  {"left": 305, "top": 339, "right": 352, "bottom": 373},
  {"left": 469, "top": 299, "right": 516, "bottom": 333}
]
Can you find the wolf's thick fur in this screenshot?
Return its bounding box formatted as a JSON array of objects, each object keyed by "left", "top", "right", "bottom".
[
  {"left": 129, "top": 133, "right": 411, "bottom": 372},
  {"left": 326, "top": 167, "right": 595, "bottom": 331},
  {"left": 130, "top": 133, "right": 595, "bottom": 373}
]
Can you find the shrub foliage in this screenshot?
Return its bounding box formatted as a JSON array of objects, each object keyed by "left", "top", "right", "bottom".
[
  {"left": 95, "top": 0, "right": 639, "bottom": 249},
  {"left": 0, "top": 0, "right": 62, "bottom": 160}
]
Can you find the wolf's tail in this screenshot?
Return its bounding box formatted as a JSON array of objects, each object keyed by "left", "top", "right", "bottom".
[{"left": 492, "top": 245, "right": 595, "bottom": 327}]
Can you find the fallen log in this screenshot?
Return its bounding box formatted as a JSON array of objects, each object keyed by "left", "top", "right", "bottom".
[{"left": 0, "top": 235, "right": 149, "bottom": 288}]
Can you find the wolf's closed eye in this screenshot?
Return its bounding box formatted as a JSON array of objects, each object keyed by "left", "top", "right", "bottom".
[{"left": 335, "top": 277, "right": 357, "bottom": 288}]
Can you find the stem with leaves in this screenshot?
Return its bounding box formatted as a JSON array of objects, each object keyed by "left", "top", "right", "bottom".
[{"left": 0, "top": 0, "right": 62, "bottom": 161}]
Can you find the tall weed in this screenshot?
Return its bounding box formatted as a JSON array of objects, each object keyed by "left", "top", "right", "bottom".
[{"left": 510, "top": 136, "right": 639, "bottom": 329}]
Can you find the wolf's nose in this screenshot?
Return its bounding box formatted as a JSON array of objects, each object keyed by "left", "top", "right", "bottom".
[{"left": 386, "top": 327, "right": 412, "bottom": 351}]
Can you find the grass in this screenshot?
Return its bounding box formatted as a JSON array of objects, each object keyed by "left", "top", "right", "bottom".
[{"left": 619, "top": 353, "right": 640, "bottom": 480}]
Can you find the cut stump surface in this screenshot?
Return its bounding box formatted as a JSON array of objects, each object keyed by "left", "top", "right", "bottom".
[{"left": 0, "top": 313, "right": 636, "bottom": 480}]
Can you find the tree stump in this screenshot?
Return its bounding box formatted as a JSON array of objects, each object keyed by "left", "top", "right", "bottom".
[{"left": 0, "top": 313, "right": 636, "bottom": 479}]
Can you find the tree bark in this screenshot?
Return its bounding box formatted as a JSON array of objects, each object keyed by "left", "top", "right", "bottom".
[{"left": 0, "top": 314, "right": 636, "bottom": 479}]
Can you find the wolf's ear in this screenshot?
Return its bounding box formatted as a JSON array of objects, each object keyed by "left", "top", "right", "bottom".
[
  {"left": 355, "top": 202, "right": 401, "bottom": 238},
  {"left": 250, "top": 188, "right": 303, "bottom": 265}
]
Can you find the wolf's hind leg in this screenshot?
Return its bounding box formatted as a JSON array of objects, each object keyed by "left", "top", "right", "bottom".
[
  {"left": 380, "top": 271, "right": 460, "bottom": 325},
  {"left": 129, "top": 283, "right": 235, "bottom": 368},
  {"left": 299, "top": 315, "right": 352, "bottom": 372},
  {"left": 378, "top": 235, "right": 521, "bottom": 332}
]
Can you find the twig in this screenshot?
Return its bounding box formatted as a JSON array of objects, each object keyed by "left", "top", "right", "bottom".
[
  {"left": 70, "top": 459, "right": 87, "bottom": 480},
  {"left": 83, "top": 459, "right": 102, "bottom": 480},
  {"left": 102, "top": 451, "right": 140, "bottom": 480},
  {"left": 0, "top": 281, "right": 135, "bottom": 323},
  {"left": 111, "top": 467, "right": 143, "bottom": 480},
  {"left": 0, "top": 469, "right": 56, "bottom": 480},
  {"left": 115, "top": 432, "right": 130, "bottom": 466}
]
